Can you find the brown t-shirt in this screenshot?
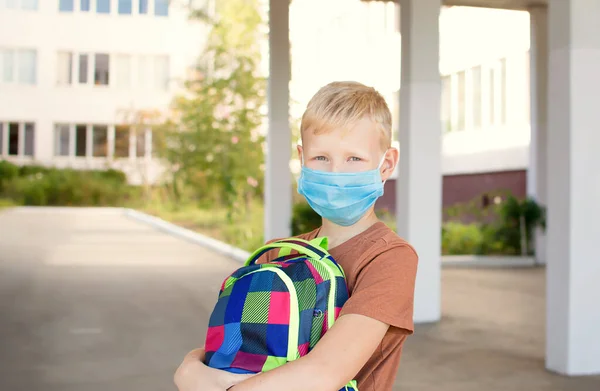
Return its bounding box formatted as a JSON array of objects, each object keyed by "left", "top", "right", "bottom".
[{"left": 260, "top": 222, "right": 419, "bottom": 391}]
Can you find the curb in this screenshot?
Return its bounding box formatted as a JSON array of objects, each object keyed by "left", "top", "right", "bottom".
[
  {"left": 122, "top": 208, "right": 251, "bottom": 263},
  {"left": 442, "top": 255, "right": 538, "bottom": 268}
]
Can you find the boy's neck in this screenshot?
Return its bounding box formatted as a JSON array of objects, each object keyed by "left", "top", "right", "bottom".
[{"left": 319, "top": 209, "right": 380, "bottom": 249}]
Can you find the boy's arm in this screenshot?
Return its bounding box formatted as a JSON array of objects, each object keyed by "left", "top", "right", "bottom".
[
  {"left": 229, "top": 314, "right": 389, "bottom": 391},
  {"left": 231, "top": 244, "right": 419, "bottom": 391}
]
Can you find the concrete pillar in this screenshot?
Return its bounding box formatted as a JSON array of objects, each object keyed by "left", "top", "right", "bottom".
[
  {"left": 527, "top": 6, "right": 548, "bottom": 264},
  {"left": 397, "top": 0, "right": 442, "bottom": 323},
  {"left": 264, "top": 0, "right": 291, "bottom": 241},
  {"left": 546, "top": 0, "right": 600, "bottom": 376}
]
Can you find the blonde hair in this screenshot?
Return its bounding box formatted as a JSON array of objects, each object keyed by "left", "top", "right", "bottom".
[{"left": 300, "top": 81, "right": 392, "bottom": 150}]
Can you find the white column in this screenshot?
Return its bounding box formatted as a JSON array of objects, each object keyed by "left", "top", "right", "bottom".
[
  {"left": 397, "top": 0, "right": 442, "bottom": 323},
  {"left": 264, "top": 0, "right": 291, "bottom": 241},
  {"left": 546, "top": 0, "right": 600, "bottom": 376},
  {"left": 528, "top": 6, "right": 548, "bottom": 264}
]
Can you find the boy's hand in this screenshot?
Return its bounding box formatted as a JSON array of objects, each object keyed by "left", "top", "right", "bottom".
[{"left": 174, "top": 348, "right": 255, "bottom": 391}]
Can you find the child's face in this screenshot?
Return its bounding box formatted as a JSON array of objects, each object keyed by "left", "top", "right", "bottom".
[{"left": 298, "top": 117, "right": 397, "bottom": 180}]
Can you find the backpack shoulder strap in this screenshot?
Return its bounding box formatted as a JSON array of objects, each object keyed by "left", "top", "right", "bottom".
[{"left": 244, "top": 237, "right": 329, "bottom": 267}]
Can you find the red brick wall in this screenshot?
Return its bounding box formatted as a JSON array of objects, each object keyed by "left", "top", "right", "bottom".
[{"left": 376, "top": 170, "right": 527, "bottom": 214}]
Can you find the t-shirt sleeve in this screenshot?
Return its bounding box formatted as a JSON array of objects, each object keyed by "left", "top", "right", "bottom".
[{"left": 338, "top": 244, "right": 419, "bottom": 334}]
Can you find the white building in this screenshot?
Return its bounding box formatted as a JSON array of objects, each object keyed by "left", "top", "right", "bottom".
[
  {"left": 289, "top": 2, "right": 533, "bottom": 210},
  {"left": 1, "top": 0, "right": 532, "bottom": 195},
  {"left": 0, "top": 0, "right": 207, "bottom": 184}
]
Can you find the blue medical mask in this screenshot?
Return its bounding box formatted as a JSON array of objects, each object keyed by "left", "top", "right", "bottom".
[{"left": 297, "top": 153, "right": 387, "bottom": 227}]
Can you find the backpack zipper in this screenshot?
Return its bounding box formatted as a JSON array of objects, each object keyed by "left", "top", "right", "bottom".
[{"left": 312, "top": 258, "right": 338, "bottom": 329}]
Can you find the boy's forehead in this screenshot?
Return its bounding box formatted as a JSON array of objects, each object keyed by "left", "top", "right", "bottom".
[{"left": 302, "top": 119, "right": 381, "bottom": 151}]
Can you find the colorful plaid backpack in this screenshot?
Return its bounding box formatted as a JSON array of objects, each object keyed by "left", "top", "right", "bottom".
[{"left": 204, "top": 237, "right": 358, "bottom": 390}]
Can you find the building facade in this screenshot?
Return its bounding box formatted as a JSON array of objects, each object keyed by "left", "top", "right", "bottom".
[
  {"left": 289, "top": 2, "right": 532, "bottom": 211},
  {"left": 0, "top": 0, "right": 207, "bottom": 184}
]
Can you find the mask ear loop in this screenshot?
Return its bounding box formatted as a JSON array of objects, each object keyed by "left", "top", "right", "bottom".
[{"left": 378, "top": 150, "right": 389, "bottom": 184}]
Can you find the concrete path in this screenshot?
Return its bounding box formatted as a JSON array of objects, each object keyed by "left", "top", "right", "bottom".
[
  {"left": 0, "top": 207, "right": 598, "bottom": 391},
  {"left": 0, "top": 207, "right": 240, "bottom": 391}
]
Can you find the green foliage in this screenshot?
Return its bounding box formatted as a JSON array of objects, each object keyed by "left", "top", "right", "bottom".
[
  {"left": 154, "top": 0, "right": 266, "bottom": 224},
  {"left": 291, "top": 201, "right": 321, "bottom": 236},
  {"left": 441, "top": 222, "right": 485, "bottom": 255},
  {"left": 442, "top": 194, "right": 546, "bottom": 256},
  {"left": 495, "top": 195, "right": 546, "bottom": 255},
  {"left": 0, "top": 160, "right": 19, "bottom": 192},
  {"left": 0, "top": 161, "right": 132, "bottom": 207}
]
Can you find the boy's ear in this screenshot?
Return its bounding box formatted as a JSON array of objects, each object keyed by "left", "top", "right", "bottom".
[
  {"left": 381, "top": 148, "right": 399, "bottom": 182},
  {"left": 297, "top": 145, "right": 303, "bottom": 162}
]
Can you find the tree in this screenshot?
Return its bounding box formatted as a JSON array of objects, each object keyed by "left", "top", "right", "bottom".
[{"left": 154, "top": 0, "right": 266, "bottom": 222}]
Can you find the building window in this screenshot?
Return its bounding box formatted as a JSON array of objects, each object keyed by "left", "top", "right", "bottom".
[
  {"left": 80, "top": 0, "right": 90, "bottom": 11},
  {"left": 75, "top": 124, "right": 87, "bottom": 157},
  {"left": 118, "top": 0, "right": 132, "bottom": 14},
  {"left": 472, "top": 66, "right": 482, "bottom": 129},
  {"left": 456, "top": 71, "right": 466, "bottom": 131},
  {"left": 499, "top": 58, "right": 507, "bottom": 125},
  {"left": 138, "top": 55, "right": 152, "bottom": 88},
  {"left": 154, "top": 55, "right": 169, "bottom": 90},
  {"left": 96, "top": 0, "right": 110, "bottom": 14},
  {"left": 489, "top": 67, "right": 496, "bottom": 125},
  {"left": 139, "top": 0, "right": 148, "bottom": 14},
  {"left": 20, "top": 0, "right": 38, "bottom": 10},
  {"left": 79, "top": 54, "right": 89, "bottom": 84},
  {"left": 114, "top": 55, "right": 131, "bottom": 88},
  {"left": 57, "top": 52, "right": 73, "bottom": 85},
  {"left": 8, "top": 123, "right": 19, "bottom": 155},
  {"left": 92, "top": 125, "right": 108, "bottom": 157},
  {"left": 3, "top": 122, "right": 34, "bottom": 157},
  {"left": 1, "top": 50, "right": 14, "bottom": 82},
  {"left": 114, "top": 125, "right": 130, "bottom": 158},
  {"left": 54, "top": 124, "right": 70, "bottom": 156},
  {"left": 2, "top": 0, "right": 17, "bottom": 8},
  {"left": 94, "top": 53, "right": 109, "bottom": 85},
  {"left": 441, "top": 75, "right": 451, "bottom": 132},
  {"left": 59, "top": 0, "right": 74, "bottom": 12},
  {"left": 1, "top": 48, "right": 36, "bottom": 85},
  {"left": 154, "top": 0, "right": 168, "bottom": 16},
  {"left": 24, "top": 123, "right": 34, "bottom": 156},
  {"left": 17, "top": 49, "right": 36, "bottom": 84},
  {"left": 136, "top": 131, "right": 146, "bottom": 157}
]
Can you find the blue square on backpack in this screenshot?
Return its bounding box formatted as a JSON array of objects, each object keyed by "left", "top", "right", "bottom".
[
  {"left": 294, "top": 263, "right": 314, "bottom": 282},
  {"left": 226, "top": 276, "right": 252, "bottom": 323},
  {"left": 249, "top": 271, "right": 274, "bottom": 292},
  {"left": 208, "top": 295, "right": 229, "bottom": 327},
  {"left": 316, "top": 279, "right": 331, "bottom": 306},
  {"left": 271, "top": 275, "right": 288, "bottom": 292},
  {"left": 298, "top": 308, "right": 314, "bottom": 346},
  {"left": 240, "top": 324, "right": 269, "bottom": 355},
  {"left": 218, "top": 322, "right": 244, "bottom": 356},
  {"left": 265, "top": 324, "right": 289, "bottom": 357}
]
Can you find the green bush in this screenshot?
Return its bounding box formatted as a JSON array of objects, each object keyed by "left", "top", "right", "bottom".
[
  {"left": 0, "top": 160, "right": 19, "bottom": 192},
  {"left": 291, "top": 201, "right": 321, "bottom": 236},
  {"left": 441, "top": 222, "right": 485, "bottom": 255},
  {"left": 0, "top": 162, "right": 132, "bottom": 207}
]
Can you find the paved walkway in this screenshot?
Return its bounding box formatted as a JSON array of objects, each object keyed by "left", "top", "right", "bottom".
[{"left": 0, "top": 208, "right": 598, "bottom": 391}]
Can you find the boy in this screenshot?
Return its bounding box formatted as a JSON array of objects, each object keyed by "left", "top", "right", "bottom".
[{"left": 174, "top": 81, "right": 418, "bottom": 391}]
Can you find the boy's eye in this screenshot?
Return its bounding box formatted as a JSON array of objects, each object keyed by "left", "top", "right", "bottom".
[
  {"left": 314, "top": 156, "right": 328, "bottom": 162},
  {"left": 349, "top": 157, "right": 362, "bottom": 162}
]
